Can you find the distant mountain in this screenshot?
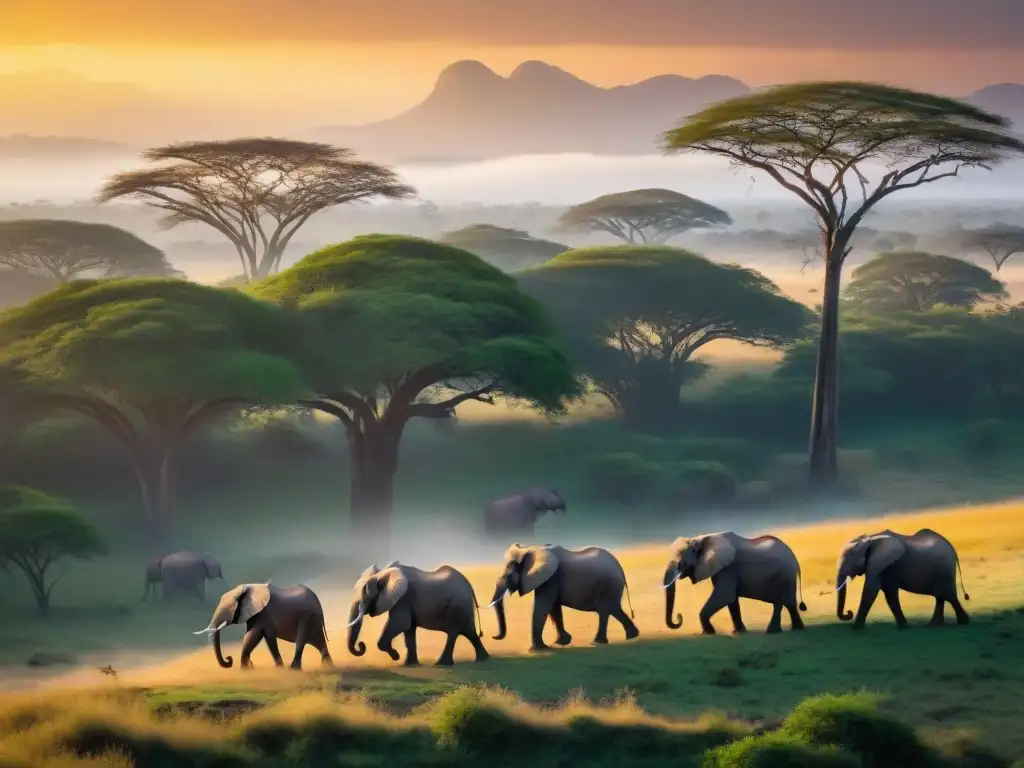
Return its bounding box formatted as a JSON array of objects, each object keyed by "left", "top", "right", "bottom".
[
  {"left": 316, "top": 60, "right": 752, "bottom": 161},
  {"left": 964, "top": 83, "right": 1024, "bottom": 128},
  {"left": 0, "top": 134, "right": 139, "bottom": 160}
]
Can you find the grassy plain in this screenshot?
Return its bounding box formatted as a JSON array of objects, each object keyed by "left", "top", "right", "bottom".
[{"left": 1, "top": 500, "right": 1022, "bottom": 764}]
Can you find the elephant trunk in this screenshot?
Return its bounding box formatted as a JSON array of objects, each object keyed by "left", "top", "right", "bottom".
[
  {"left": 347, "top": 600, "right": 366, "bottom": 656},
  {"left": 142, "top": 580, "right": 152, "bottom": 601},
  {"left": 664, "top": 565, "right": 682, "bottom": 629},
  {"left": 213, "top": 630, "right": 233, "bottom": 668},
  {"left": 490, "top": 581, "right": 508, "bottom": 640},
  {"left": 836, "top": 575, "right": 853, "bottom": 621}
]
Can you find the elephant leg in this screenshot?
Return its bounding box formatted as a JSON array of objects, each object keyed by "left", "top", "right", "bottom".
[
  {"left": 765, "top": 603, "right": 784, "bottom": 634},
  {"left": 852, "top": 577, "right": 881, "bottom": 629},
  {"left": 610, "top": 603, "right": 640, "bottom": 640},
  {"left": 313, "top": 624, "right": 334, "bottom": 668},
  {"left": 290, "top": 614, "right": 311, "bottom": 670},
  {"left": 882, "top": 587, "right": 909, "bottom": 629},
  {"left": 466, "top": 630, "right": 489, "bottom": 662},
  {"left": 403, "top": 629, "right": 420, "bottom": 667},
  {"left": 549, "top": 603, "right": 572, "bottom": 646},
  {"left": 262, "top": 623, "right": 285, "bottom": 666},
  {"left": 376, "top": 616, "right": 404, "bottom": 662},
  {"left": 786, "top": 602, "right": 805, "bottom": 631},
  {"left": 593, "top": 612, "right": 611, "bottom": 644},
  {"left": 949, "top": 597, "right": 970, "bottom": 626},
  {"left": 435, "top": 631, "right": 458, "bottom": 666},
  {"left": 529, "top": 594, "right": 555, "bottom": 652},
  {"left": 699, "top": 586, "right": 734, "bottom": 635},
  {"left": 928, "top": 598, "right": 946, "bottom": 627},
  {"left": 727, "top": 600, "right": 747, "bottom": 634},
  {"left": 239, "top": 627, "right": 265, "bottom": 669}
]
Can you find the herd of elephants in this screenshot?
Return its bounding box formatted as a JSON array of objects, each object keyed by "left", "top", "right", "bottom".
[{"left": 145, "top": 501, "right": 971, "bottom": 670}]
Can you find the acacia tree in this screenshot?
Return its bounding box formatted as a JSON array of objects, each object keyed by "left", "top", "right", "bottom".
[
  {"left": 253, "top": 234, "right": 579, "bottom": 554},
  {"left": 556, "top": 188, "right": 732, "bottom": 244},
  {"left": 439, "top": 224, "right": 568, "bottom": 271},
  {"left": 0, "top": 219, "right": 180, "bottom": 282},
  {"left": 844, "top": 252, "right": 1007, "bottom": 313},
  {"left": 0, "top": 279, "right": 305, "bottom": 543},
  {"left": 518, "top": 246, "right": 812, "bottom": 428},
  {"left": 954, "top": 223, "right": 1024, "bottom": 272},
  {"left": 663, "top": 81, "right": 1024, "bottom": 487},
  {"left": 0, "top": 485, "right": 106, "bottom": 617},
  {"left": 97, "top": 138, "right": 416, "bottom": 281}
]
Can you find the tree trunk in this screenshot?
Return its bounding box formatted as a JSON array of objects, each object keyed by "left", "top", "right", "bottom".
[
  {"left": 808, "top": 256, "right": 844, "bottom": 489},
  {"left": 131, "top": 446, "right": 176, "bottom": 549},
  {"left": 347, "top": 424, "right": 402, "bottom": 558}
]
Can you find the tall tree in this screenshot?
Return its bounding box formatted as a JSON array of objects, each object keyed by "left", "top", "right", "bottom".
[
  {"left": 96, "top": 138, "right": 415, "bottom": 281},
  {"left": 0, "top": 279, "right": 305, "bottom": 543},
  {"left": 439, "top": 224, "right": 568, "bottom": 271},
  {"left": 556, "top": 188, "right": 732, "bottom": 244},
  {"left": 844, "top": 252, "right": 1007, "bottom": 313},
  {"left": 252, "top": 234, "right": 579, "bottom": 555},
  {"left": 954, "top": 223, "right": 1024, "bottom": 272},
  {"left": 663, "top": 81, "right": 1024, "bottom": 488},
  {"left": 518, "top": 246, "right": 811, "bottom": 428},
  {"left": 0, "top": 219, "right": 180, "bottom": 282}
]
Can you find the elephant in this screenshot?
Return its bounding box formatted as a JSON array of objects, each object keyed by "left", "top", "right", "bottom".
[
  {"left": 483, "top": 488, "right": 566, "bottom": 539},
  {"left": 345, "top": 560, "right": 489, "bottom": 667},
  {"left": 143, "top": 550, "right": 224, "bottom": 602},
  {"left": 489, "top": 543, "right": 639, "bottom": 651},
  {"left": 829, "top": 528, "right": 970, "bottom": 629},
  {"left": 663, "top": 532, "right": 807, "bottom": 635},
  {"left": 193, "top": 582, "right": 332, "bottom": 670}
]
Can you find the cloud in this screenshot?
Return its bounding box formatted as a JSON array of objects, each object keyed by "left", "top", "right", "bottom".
[{"left": 5, "top": 0, "right": 1023, "bottom": 49}]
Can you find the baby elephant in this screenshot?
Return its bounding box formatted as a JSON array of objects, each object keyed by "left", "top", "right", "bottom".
[
  {"left": 194, "top": 582, "right": 332, "bottom": 670},
  {"left": 346, "top": 560, "right": 488, "bottom": 667}
]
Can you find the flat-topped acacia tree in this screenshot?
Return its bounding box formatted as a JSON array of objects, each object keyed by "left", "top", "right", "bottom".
[
  {"left": 663, "top": 81, "right": 1024, "bottom": 487},
  {"left": 97, "top": 138, "right": 416, "bottom": 281},
  {"left": 252, "top": 234, "right": 580, "bottom": 554},
  {"left": 0, "top": 279, "right": 305, "bottom": 543}
]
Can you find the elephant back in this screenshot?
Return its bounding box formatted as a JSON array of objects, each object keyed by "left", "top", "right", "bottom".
[
  {"left": 562, "top": 547, "right": 626, "bottom": 587},
  {"left": 745, "top": 535, "right": 800, "bottom": 567},
  {"left": 908, "top": 529, "right": 957, "bottom": 559},
  {"left": 419, "top": 565, "right": 475, "bottom": 600}
]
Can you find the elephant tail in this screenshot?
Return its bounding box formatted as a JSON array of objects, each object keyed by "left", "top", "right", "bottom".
[
  {"left": 797, "top": 567, "right": 807, "bottom": 612},
  {"left": 623, "top": 578, "right": 635, "bottom": 619},
  {"left": 955, "top": 551, "right": 970, "bottom": 601},
  {"left": 472, "top": 592, "right": 484, "bottom": 638}
]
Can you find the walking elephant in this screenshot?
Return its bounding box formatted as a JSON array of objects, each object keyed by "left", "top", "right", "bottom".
[
  {"left": 144, "top": 550, "right": 224, "bottom": 602},
  {"left": 663, "top": 532, "right": 807, "bottom": 634},
  {"left": 484, "top": 488, "right": 566, "bottom": 538},
  {"left": 193, "top": 582, "right": 332, "bottom": 670},
  {"left": 345, "top": 560, "right": 488, "bottom": 667},
  {"left": 489, "top": 543, "right": 639, "bottom": 651},
  {"left": 829, "top": 528, "right": 970, "bottom": 629}
]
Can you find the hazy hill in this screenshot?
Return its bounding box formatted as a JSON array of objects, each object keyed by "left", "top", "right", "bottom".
[
  {"left": 318, "top": 61, "right": 1024, "bottom": 162},
  {"left": 316, "top": 60, "right": 752, "bottom": 160}
]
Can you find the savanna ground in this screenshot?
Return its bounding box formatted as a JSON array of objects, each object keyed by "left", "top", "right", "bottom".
[{"left": 2, "top": 501, "right": 1022, "bottom": 766}]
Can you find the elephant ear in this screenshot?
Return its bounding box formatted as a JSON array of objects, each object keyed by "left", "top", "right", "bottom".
[
  {"left": 693, "top": 535, "right": 737, "bottom": 583},
  {"left": 669, "top": 537, "right": 689, "bottom": 561},
  {"left": 865, "top": 534, "right": 907, "bottom": 576},
  {"left": 354, "top": 564, "right": 379, "bottom": 593},
  {"left": 202, "top": 555, "right": 222, "bottom": 579},
  {"left": 372, "top": 567, "right": 409, "bottom": 614},
  {"left": 520, "top": 546, "right": 560, "bottom": 594},
  {"left": 237, "top": 583, "right": 272, "bottom": 623}
]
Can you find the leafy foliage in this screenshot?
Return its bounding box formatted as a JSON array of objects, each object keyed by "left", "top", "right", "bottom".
[
  {"left": 844, "top": 252, "right": 1007, "bottom": 313},
  {"left": 519, "top": 246, "right": 811, "bottom": 427},
  {"left": 97, "top": 138, "right": 416, "bottom": 280},
  {"left": 439, "top": 224, "right": 569, "bottom": 271},
  {"left": 0, "top": 485, "right": 106, "bottom": 616},
  {"left": 557, "top": 188, "right": 732, "bottom": 244},
  {"left": 0, "top": 219, "right": 180, "bottom": 282}
]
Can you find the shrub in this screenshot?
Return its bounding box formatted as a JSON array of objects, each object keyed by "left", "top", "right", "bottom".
[
  {"left": 703, "top": 731, "right": 859, "bottom": 767},
  {"left": 584, "top": 452, "right": 671, "bottom": 503},
  {"left": 671, "top": 461, "right": 738, "bottom": 506}
]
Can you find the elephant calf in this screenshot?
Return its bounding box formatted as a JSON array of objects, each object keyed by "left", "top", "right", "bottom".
[
  {"left": 144, "top": 550, "right": 224, "bottom": 602},
  {"left": 830, "top": 528, "right": 970, "bottom": 630},
  {"left": 490, "top": 543, "right": 639, "bottom": 651},
  {"left": 484, "top": 488, "right": 566, "bottom": 539},
  {"left": 663, "top": 532, "right": 807, "bottom": 635},
  {"left": 194, "top": 582, "right": 332, "bottom": 670},
  {"left": 346, "top": 561, "right": 488, "bottom": 667}
]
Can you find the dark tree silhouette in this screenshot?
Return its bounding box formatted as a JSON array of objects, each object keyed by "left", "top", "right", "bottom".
[
  {"left": 0, "top": 219, "right": 180, "bottom": 282},
  {"left": 663, "top": 81, "right": 1024, "bottom": 488},
  {"left": 97, "top": 138, "right": 415, "bottom": 281},
  {"left": 556, "top": 188, "right": 731, "bottom": 244},
  {"left": 955, "top": 223, "right": 1024, "bottom": 272}
]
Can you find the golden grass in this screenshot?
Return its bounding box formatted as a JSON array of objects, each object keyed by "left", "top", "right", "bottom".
[{"left": 15, "top": 499, "right": 1023, "bottom": 692}]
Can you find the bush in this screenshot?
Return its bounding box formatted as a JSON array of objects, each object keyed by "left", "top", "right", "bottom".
[
  {"left": 703, "top": 732, "right": 859, "bottom": 767},
  {"left": 960, "top": 418, "right": 1009, "bottom": 460},
  {"left": 584, "top": 452, "right": 671, "bottom": 504},
  {"left": 671, "top": 461, "right": 738, "bottom": 506}
]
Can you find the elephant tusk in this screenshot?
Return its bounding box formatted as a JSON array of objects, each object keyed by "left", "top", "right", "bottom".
[
  {"left": 192, "top": 620, "right": 228, "bottom": 636},
  {"left": 819, "top": 576, "right": 852, "bottom": 596},
  {"left": 345, "top": 606, "right": 365, "bottom": 628},
  {"left": 487, "top": 590, "right": 511, "bottom": 608},
  {"left": 663, "top": 576, "right": 678, "bottom": 589}
]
